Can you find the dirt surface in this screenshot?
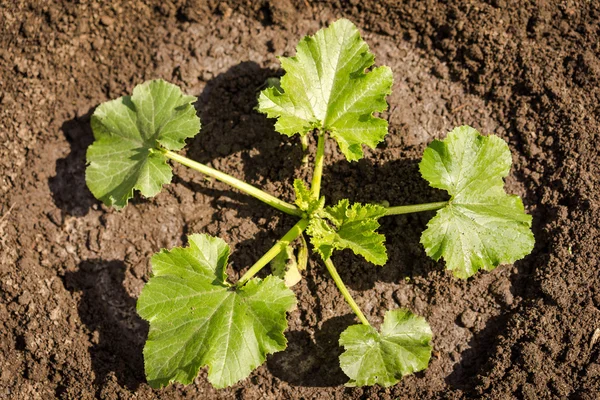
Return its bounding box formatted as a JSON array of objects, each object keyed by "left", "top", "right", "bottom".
[{"left": 1, "top": 0, "right": 599, "bottom": 398}]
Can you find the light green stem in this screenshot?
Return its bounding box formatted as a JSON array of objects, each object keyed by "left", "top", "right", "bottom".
[
  {"left": 385, "top": 201, "right": 448, "bottom": 216},
  {"left": 300, "top": 135, "right": 309, "bottom": 164},
  {"left": 323, "top": 258, "right": 370, "bottom": 326},
  {"left": 311, "top": 132, "right": 325, "bottom": 200},
  {"left": 300, "top": 135, "right": 309, "bottom": 152},
  {"left": 164, "top": 150, "right": 302, "bottom": 217},
  {"left": 237, "top": 219, "right": 309, "bottom": 287}
]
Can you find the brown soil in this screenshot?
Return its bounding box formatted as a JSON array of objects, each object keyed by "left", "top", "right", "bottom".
[{"left": 1, "top": 1, "right": 599, "bottom": 399}]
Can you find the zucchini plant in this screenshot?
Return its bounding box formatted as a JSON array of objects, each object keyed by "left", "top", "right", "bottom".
[{"left": 85, "top": 19, "right": 534, "bottom": 389}]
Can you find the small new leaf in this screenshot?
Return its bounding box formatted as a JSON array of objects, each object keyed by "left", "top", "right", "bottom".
[
  {"left": 86, "top": 79, "right": 200, "bottom": 209},
  {"left": 293, "top": 179, "right": 324, "bottom": 215},
  {"left": 339, "top": 309, "right": 432, "bottom": 387},
  {"left": 420, "top": 126, "right": 535, "bottom": 278},
  {"left": 257, "top": 19, "right": 393, "bottom": 161},
  {"left": 137, "top": 234, "right": 296, "bottom": 388},
  {"left": 293, "top": 179, "right": 312, "bottom": 210},
  {"left": 307, "top": 199, "right": 387, "bottom": 265},
  {"left": 297, "top": 233, "right": 309, "bottom": 271}
]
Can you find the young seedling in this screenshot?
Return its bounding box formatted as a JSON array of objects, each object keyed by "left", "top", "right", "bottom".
[{"left": 85, "top": 19, "right": 534, "bottom": 389}]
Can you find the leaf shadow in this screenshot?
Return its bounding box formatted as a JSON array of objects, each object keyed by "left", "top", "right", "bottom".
[
  {"left": 49, "top": 111, "right": 98, "bottom": 216},
  {"left": 188, "top": 61, "right": 304, "bottom": 186},
  {"left": 49, "top": 61, "right": 303, "bottom": 221},
  {"left": 172, "top": 175, "right": 285, "bottom": 221},
  {"left": 444, "top": 310, "right": 514, "bottom": 391},
  {"left": 221, "top": 218, "right": 296, "bottom": 280},
  {"left": 48, "top": 109, "right": 174, "bottom": 216},
  {"left": 320, "top": 156, "right": 449, "bottom": 291},
  {"left": 64, "top": 259, "right": 148, "bottom": 392},
  {"left": 267, "top": 314, "right": 355, "bottom": 387},
  {"left": 443, "top": 193, "right": 550, "bottom": 393}
]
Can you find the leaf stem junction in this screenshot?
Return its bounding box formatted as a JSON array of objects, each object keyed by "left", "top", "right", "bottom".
[{"left": 236, "top": 218, "right": 309, "bottom": 287}]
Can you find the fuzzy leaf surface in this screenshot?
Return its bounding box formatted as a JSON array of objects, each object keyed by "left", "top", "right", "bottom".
[
  {"left": 419, "top": 126, "right": 535, "bottom": 278},
  {"left": 293, "top": 179, "right": 324, "bottom": 215},
  {"left": 86, "top": 79, "right": 200, "bottom": 209},
  {"left": 307, "top": 199, "right": 387, "bottom": 265},
  {"left": 339, "top": 309, "right": 432, "bottom": 387},
  {"left": 257, "top": 18, "right": 393, "bottom": 161},
  {"left": 137, "top": 234, "right": 296, "bottom": 388}
]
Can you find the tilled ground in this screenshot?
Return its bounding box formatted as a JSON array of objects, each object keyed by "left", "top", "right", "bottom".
[{"left": 1, "top": 1, "right": 599, "bottom": 399}]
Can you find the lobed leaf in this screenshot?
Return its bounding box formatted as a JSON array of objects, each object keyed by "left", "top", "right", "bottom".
[
  {"left": 307, "top": 199, "right": 387, "bottom": 265},
  {"left": 137, "top": 234, "right": 296, "bottom": 388},
  {"left": 323, "top": 199, "right": 387, "bottom": 226},
  {"left": 419, "top": 126, "right": 535, "bottom": 278},
  {"left": 86, "top": 79, "right": 200, "bottom": 209},
  {"left": 339, "top": 309, "right": 432, "bottom": 387},
  {"left": 257, "top": 19, "right": 393, "bottom": 161}
]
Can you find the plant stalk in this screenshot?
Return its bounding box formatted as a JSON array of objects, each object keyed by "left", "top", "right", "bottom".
[
  {"left": 323, "top": 258, "right": 370, "bottom": 326},
  {"left": 385, "top": 201, "right": 448, "bottom": 216},
  {"left": 164, "top": 150, "right": 302, "bottom": 217},
  {"left": 311, "top": 131, "right": 326, "bottom": 200},
  {"left": 236, "top": 219, "right": 309, "bottom": 287},
  {"left": 300, "top": 135, "right": 309, "bottom": 164}
]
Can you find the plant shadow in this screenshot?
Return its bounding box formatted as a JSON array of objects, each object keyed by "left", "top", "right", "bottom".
[
  {"left": 267, "top": 314, "right": 355, "bottom": 387},
  {"left": 49, "top": 61, "right": 302, "bottom": 221},
  {"left": 221, "top": 219, "right": 295, "bottom": 280},
  {"left": 188, "top": 60, "right": 303, "bottom": 185},
  {"left": 444, "top": 310, "right": 514, "bottom": 391},
  {"left": 48, "top": 108, "right": 175, "bottom": 216},
  {"left": 320, "top": 156, "right": 449, "bottom": 291},
  {"left": 174, "top": 60, "right": 307, "bottom": 221},
  {"left": 49, "top": 110, "right": 98, "bottom": 216},
  {"left": 444, "top": 197, "right": 549, "bottom": 393},
  {"left": 50, "top": 59, "right": 541, "bottom": 392},
  {"left": 64, "top": 259, "right": 148, "bottom": 391}
]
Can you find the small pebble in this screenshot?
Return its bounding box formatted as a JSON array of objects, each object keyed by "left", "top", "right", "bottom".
[
  {"left": 49, "top": 307, "right": 61, "bottom": 321},
  {"left": 100, "top": 16, "right": 114, "bottom": 26},
  {"left": 460, "top": 309, "right": 477, "bottom": 328},
  {"left": 393, "top": 289, "right": 410, "bottom": 305},
  {"left": 493, "top": 280, "right": 515, "bottom": 306},
  {"left": 91, "top": 37, "right": 104, "bottom": 50},
  {"left": 18, "top": 291, "right": 32, "bottom": 306}
]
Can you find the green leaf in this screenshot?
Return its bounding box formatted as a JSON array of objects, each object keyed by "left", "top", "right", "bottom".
[
  {"left": 307, "top": 199, "right": 387, "bottom": 265},
  {"left": 257, "top": 19, "right": 393, "bottom": 161},
  {"left": 297, "top": 233, "right": 309, "bottom": 271},
  {"left": 293, "top": 179, "right": 312, "bottom": 211},
  {"left": 339, "top": 309, "right": 432, "bottom": 387},
  {"left": 86, "top": 79, "right": 201, "bottom": 209},
  {"left": 293, "top": 179, "right": 324, "bottom": 215},
  {"left": 419, "top": 126, "right": 535, "bottom": 279},
  {"left": 323, "top": 199, "right": 387, "bottom": 226},
  {"left": 137, "top": 234, "right": 296, "bottom": 388}
]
